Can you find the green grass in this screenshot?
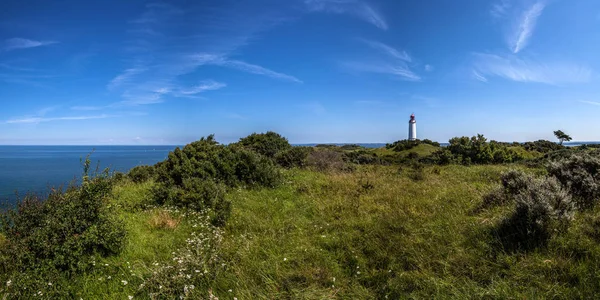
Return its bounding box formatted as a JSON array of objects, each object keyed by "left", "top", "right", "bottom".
[{"left": 4, "top": 165, "right": 600, "bottom": 298}]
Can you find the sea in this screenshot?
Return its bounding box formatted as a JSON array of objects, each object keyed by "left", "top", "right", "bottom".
[{"left": 0, "top": 146, "right": 177, "bottom": 202}]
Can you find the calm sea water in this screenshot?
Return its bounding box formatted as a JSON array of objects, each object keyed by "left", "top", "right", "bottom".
[{"left": 0, "top": 146, "right": 178, "bottom": 201}]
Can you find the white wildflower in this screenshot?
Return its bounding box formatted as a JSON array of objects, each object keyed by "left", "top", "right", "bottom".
[
  {"left": 283, "top": 258, "right": 287, "bottom": 261},
  {"left": 122, "top": 280, "right": 128, "bottom": 285},
  {"left": 48, "top": 282, "right": 52, "bottom": 286},
  {"left": 6, "top": 280, "right": 11, "bottom": 287},
  {"left": 128, "top": 296, "right": 133, "bottom": 300}
]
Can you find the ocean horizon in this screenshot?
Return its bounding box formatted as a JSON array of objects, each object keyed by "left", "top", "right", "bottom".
[{"left": 2, "top": 141, "right": 599, "bottom": 202}]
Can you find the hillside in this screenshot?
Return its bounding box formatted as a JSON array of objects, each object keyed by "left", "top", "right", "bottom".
[{"left": 1, "top": 135, "right": 600, "bottom": 298}]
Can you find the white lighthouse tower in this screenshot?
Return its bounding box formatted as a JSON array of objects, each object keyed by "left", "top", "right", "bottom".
[{"left": 408, "top": 114, "right": 417, "bottom": 141}]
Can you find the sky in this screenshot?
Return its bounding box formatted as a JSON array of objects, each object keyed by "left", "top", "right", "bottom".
[{"left": 1, "top": 0, "right": 600, "bottom": 145}]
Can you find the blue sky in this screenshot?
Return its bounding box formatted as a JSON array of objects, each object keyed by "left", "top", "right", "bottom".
[{"left": 1, "top": 0, "right": 599, "bottom": 145}]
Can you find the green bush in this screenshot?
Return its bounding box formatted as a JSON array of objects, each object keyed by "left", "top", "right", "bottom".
[
  {"left": 343, "top": 150, "right": 382, "bottom": 165},
  {"left": 547, "top": 152, "right": 600, "bottom": 209},
  {"left": 445, "top": 134, "right": 521, "bottom": 165},
  {"left": 153, "top": 135, "right": 281, "bottom": 225},
  {"left": 522, "top": 140, "right": 564, "bottom": 153},
  {"left": 0, "top": 158, "right": 126, "bottom": 280},
  {"left": 128, "top": 165, "right": 156, "bottom": 183},
  {"left": 237, "top": 131, "right": 291, "bottom": 158},
  {"left": 275, "top": 146, "right": 313, "bottom": 168}
]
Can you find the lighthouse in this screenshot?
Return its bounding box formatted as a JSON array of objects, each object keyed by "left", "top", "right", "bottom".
[{"left": 408, "top": 114, "right": 417, "bottom": 141}]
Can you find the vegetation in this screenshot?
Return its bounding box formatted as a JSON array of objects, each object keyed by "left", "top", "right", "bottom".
[
  {"left": 554, "top": 130, "right": 573, "bottom": 145},
  {"left": 2, "top": 132, "right": 600, "bottom": 298}
]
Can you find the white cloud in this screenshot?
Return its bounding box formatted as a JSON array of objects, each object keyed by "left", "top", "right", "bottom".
[
  {"left": 107, "top": 67, "right": 147, "bottom": 90},
  {"left": 472, "top": 53, "right": 591, "bottom": 85},
  {"left": 509, "top": 1, "right": 546, "bottom": 53},
  {"left": 177, "top": 80, "right": 227, "bottom": 95},
  {"left": 3, "top": 38, "right": 57, "bottom": 51},
  {"left": 342, "top": 61, "right": 421, "bottom": 81},
  {"left": 360, "top": 39, "right": 411, "bottom": 62},
  {"left": 472, "top": 70, "right": 488, "bottom": 82},
  {"left": 491, "top": 0, "right": 512, "bottom": 18},
  {"left": 424, "top": 64, "right": 434, "bottom": 72},
  {"left": 6, "top": 114, "right": 111, "bottom": 124},
  {"left": 578, "top": 100, "right": 600, "bottom": 106},
  {"left": 304, "top": 0, "right": 388, "bottom": 30},
  {"left": 216, "top": 60, "right": 302, "bottom": 83}
]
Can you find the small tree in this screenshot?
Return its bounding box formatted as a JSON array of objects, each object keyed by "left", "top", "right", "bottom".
[{"left": 553, "top": 130, "right": 572, "bottom": 145}]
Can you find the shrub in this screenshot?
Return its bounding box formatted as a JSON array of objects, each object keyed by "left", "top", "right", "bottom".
[
  {"left": 445, "top": 134, "right": 521, "bottom": 165},
  {"left": 153, "top": 135, "right": 281, "bottom": 225},
  {"left": 307, "top": 149, "right": 352, "bottom": 172},
  {"left": 343, "top": 150, "right": 382, "bottom": 165},
  {"left": 547, "top": 152, "right": 600, "bottom": 209},
  {"left": 128, "top": 165, "right": 156, "bottom": 183},
  {"left": 237, "top": 131, "right": 291, "bottom": 158},
  {"left": 0, "top": 157, "right": 126, "bottom": 278},
  {"left": 275, "top": 146, "right": 313, "bottom": 168},
  {"left": 495, "top": 176, "right": 573, "bottom": 251},
  {"left": 522, "top": 140, "right": 564, "bottom": 153}
]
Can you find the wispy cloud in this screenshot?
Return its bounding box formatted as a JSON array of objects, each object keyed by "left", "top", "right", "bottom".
[
  {"left": 107, "top": 67, "right": 147, "bottom": 90},
  {"left": 108, "top": 2, "right": 300, "bottom": 106},
  {"left": 491, "top": 0, "right": 511, "bottom": 18},
  {"left": 342, "top": 39, "right": 420, "bottom": 81},
  {"left": 472, "top": 70, "right": 488, "bottom": 82},
  {"left": 304, "top": 0, "right": 387, "bottom": 30},
  {"left": 6, "top": 114, "right": 112, "bottom": 124},
  {"left": 216, "top": 60, "right": 302, "bottom": 83},
  {"left": 472, "top": 53, "right": 591, "bottom": 85},
  {"left": 509, "top": 1, "right": 546, "bottom": 53},
  {"left": 359, "top": 39, "right": 411, "bottom": 62},
  {"left": 578, "top": 100, "right": 600, "bottom": 106},
  {"left": 424, "top": 64, "right": 434, "bottom": 72},
  {"left": 3, "top": 38, "right": 57, "bottom": 51},
  {"left": 176, "top": 80, "right": 227, "bottom": 96}
]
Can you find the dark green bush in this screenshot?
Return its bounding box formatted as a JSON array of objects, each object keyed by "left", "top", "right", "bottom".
[
  {"left": 237, "top": 131, "right": 291, "bottom": 159},
  {"left": 275, "top": 146, "right": 313, "bottom": 168},
  {"left": 0, "top": 158, "right": 126, "bottom": 278},
  {"left": 522, "top": 140, "right": 564, "bottom": 153},
  {"left": 343, "top": 150, "right": 382, "bottom": 165},
  {"left": 153, "top": 135, "right": 281, "bottom": 225},
  {"left": 128, "top": 165, "right": 156, "bottom": 183},
  {"left": 445, "top": 134, "right": 521, "bottom": 165},
  {"left": 547, "top": 152, "right": 600, "bottom": 210}
]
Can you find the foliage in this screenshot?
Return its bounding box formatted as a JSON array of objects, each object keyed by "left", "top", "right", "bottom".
[
  {"left": 554, "top": 130, "right": 573, "bottom": 145},
  {"left": 127, "top": 165, "right": 156, "bottom": 183},
  {"left": 343, "top": 150, "right": 382, "bottom": 165},
  {"left": 478, "top": 170, "right": 574, "bottom": 251},
  {"left": 275, "top": 146, "right": 313, "bottom": 169},
  {"left": 0, "top": 156, "right": 126, "bottom": 297},
  {"left": 306, "top": 149, "right": 353, "bottom": 172},
  {"left": 386, "top": 139, "right": 440, "bottom": 152},
  {"left": 547, "top": 151, "right": 600, "bottom": 210},
  {"left": 522, "top": 139, "right": 564, "bottom": 153},
  {"left": 153, "top": 135, "right": 281, "bottom": 225},
  {"left": 445, "top": 134, "right": 522, "bottom": 164},
  {"left": 237, "top": 131, "right": 291, "bottom": 159}
]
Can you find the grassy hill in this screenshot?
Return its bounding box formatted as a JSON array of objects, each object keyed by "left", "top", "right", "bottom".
[{"left": 2, "top": 135, "right": 600, "bottom": 298}]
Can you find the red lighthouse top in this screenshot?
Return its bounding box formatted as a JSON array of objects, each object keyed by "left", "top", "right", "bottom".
[{"left": 410, "top": 114, "right": 415, "bottom": 121}]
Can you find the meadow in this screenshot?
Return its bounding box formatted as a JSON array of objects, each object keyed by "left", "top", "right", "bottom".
[{"left": 1, "top": 133, "right": 600, "bottom": 299}]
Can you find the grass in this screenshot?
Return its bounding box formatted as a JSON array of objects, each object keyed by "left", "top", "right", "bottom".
[{"left": 4, "top": 163, "right": 600, "bottom": 298}]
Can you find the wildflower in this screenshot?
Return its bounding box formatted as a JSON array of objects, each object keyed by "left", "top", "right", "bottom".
[
  {"left": 48, "top": 282, "right": 52, "bottom": 286},
  {"left": 357, "top": 271, "right": 361, "bottom": 275},
  {"left": 129, "top": 296, "right": 134, "bottom": 300},
  {"left": 122, "top": 280, "right": 128, "bottom": 285},
  {"left": 283, "top": 258, "right": 287, "bottom": 261},
  {"left": 107, "top": 276, "right": 112, "bottom": 279},
  {"left": 6, "top": 280, "right": 11, "bottom": 287},
  {"left": 332, "top": 277, "right": 336, "bottom": 282},
  {"left": 228, "top": 289, "right": 232, "bottom": 292},
  {"left": 195, "top": 270, "right": 200, "bottom": 273}
]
